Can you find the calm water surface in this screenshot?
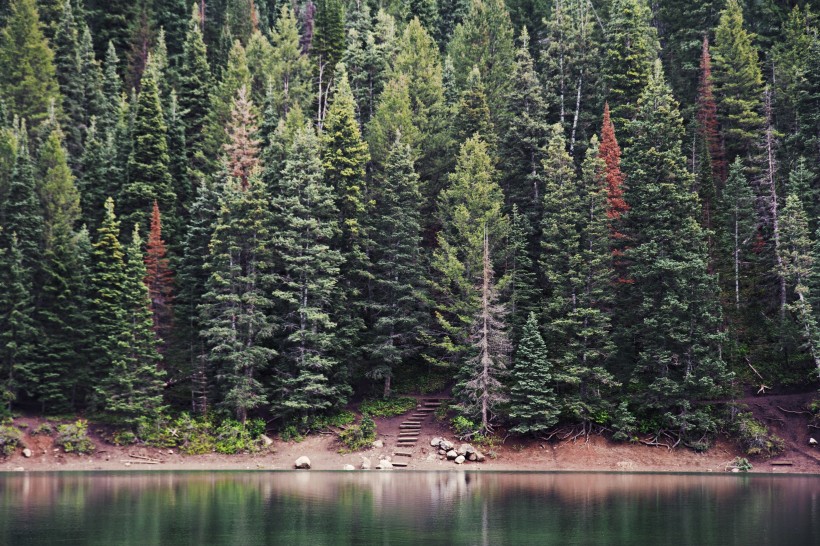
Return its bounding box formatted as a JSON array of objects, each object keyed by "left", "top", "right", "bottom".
[{"left": 0, "top": 471, "right": 817, "bottom": 545}]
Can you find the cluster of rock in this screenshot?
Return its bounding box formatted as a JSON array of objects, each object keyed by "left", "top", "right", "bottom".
[
  {"left": 430, "top": 437, "right": 485, "bottom": 464},
  {"left": 293, "top": 455, "right": 394, "bottom": 470}
]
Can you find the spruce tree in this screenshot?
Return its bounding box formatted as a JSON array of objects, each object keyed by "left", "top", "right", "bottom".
[
  {"left": 99, "top": 41, "right": 123, "bottom": 135},
  {"left": 267, "top": 5, "right": 313, "bottom": 119},
  {"left": 52, "top": 0, "right": 84, "bottom": 161},
  {"left": 500, "top": 28, "right": 550, "bottom": 228},
  {"left": 368, "top": 133, "right": 428, "bottom": 397},
  {"left": 367, "top": 74, "right": 419, "bottom": 167},
  {"left": 178, "top": 3, "right": 212, "bottom": 176},
  {"left": 453, "top": 66, "right": 496, "bottom": 152},
  {"left": 447, "top": 0, "right": 515, "bottom": 123},
  {"left": 36, "top": 124, "right": 80, "bottom": 249},
  {"left": 599, "top": 103, "right": 629, "bottom": 281},
  {"left": 0, "top": 232, "right": 39, "bottom": 410},
  {"left": 78, "top": 118, "right": 118, "bottom": 229},
  {"left": 712, "top": 0, "right": 764, "bottom": 165},
  {"left": 0, "top": 0, "right": 60, "bottom": 129},
  {"left": 718, "top": 159, "right": 756, "bottom": 312},
  {"left": 144, "top": 201, "right": 174, "bottom": 355},
  {"left": 121, "top": 56, "right": 176, "bottom": 236},
  {"left": 269, "top": 123, "right": 347, "bottom": 419},
  {"left": 622, "top": 62, "right": 730, "bottom": 442},
  {"left": 457, "top": 229, "right": 509, "bottom": 435},
  {"left": 312, "top": 0, "right": 346, "bottom": 125},
  {"left": 601, "top": 0, "right": 658, "bottom": 136},
  {"left": 430, "top": 135, "right": 508, "bottom": 366},
  {"left": 508, "top": 312, "right": 559, "bottom": 435},
  {"left": 697, "top": 37, "right": 726, "bottom": 185}
]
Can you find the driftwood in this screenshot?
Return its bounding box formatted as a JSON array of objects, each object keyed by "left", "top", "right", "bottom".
[
  {"left": 770, "top": 461, "right": 793, "bottom": 466},
  {"left": 777, "top": 406, "right": 810, "bottom": 415},
  {"left": 121, "top": 460, "right": 160, "bottom": 465},
  {"left": 126, "top": 454, "right": 162, "bottom": 463}
]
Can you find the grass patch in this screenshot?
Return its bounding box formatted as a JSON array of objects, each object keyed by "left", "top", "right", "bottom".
[{"left": 360, "top": 397, "right": 416, "bottom": 417}]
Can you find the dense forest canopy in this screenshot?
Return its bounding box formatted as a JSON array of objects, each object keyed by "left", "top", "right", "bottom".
[{"left": 1, "top": 0, "right": 819, "bottom": 448}]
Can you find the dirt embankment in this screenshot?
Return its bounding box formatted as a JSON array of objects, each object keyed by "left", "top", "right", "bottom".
[{"left": 2, "top": 392, "right": 818, "bottom": 474}]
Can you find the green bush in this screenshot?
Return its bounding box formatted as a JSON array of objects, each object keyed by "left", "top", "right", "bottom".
[
  {"left": 733, "top": 412, "right": 784, "bottom": 458},
  {"left": 135, "top": 413, "right": 179, "bottom": 448},
  {"left": 32, "top": 422, "right": 54, "bottom": 436},
  {"left": 338, "top": 416, "right": 377, "bottom": 452},
  {"left": 56, "top": 420, "right": 95, "bottom": 454},
  {"left": 729, "top": 456, "right": 753, "bottom": 472},
  {"left": 213, "top": 419, "right": 262, "bottom": 454},
  {"left": 0, "top": 425, "right": 22, "bottom": 457},
  {"left": 173, "top": 413, "right": 215, "bottom": 455},
  {"left": 112, "top": 430, "right": 137, "bottom": 446},
  {"left": 360, "top": 397, "right": 417, "bottom": 417},
  {"left": 309, "top": 411, "right": 355, "bottom": 430},
  {"left": 451, "top": 416, "right": 477, "bottom": 440},
  {"left": 279, "top": 424, "right": 303, "bottom": 442}
]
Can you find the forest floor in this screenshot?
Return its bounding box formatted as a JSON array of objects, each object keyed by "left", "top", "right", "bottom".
[{"left": 2, "top": 391, "right": 819, "bottom": 474}]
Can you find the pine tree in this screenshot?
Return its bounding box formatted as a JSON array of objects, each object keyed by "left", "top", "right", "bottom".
[
  {"left": 622, "top": 61, "right": 730, "bottom": 442},
  {"left": 121, "top": 56, "right": 176, "bottom": 236},
  {"left": 453, "top": 66, "right": 495, "bottom": 150},
  {"left": 601, "top": 0, "right": 658, "bottom": 136},
  {"left": 718, "top": 158, "right": 756, "bottom": 312},
  {"left": 201, "top": 172, "right": 275, "bottom": 423},
  {"left": 508, "top": 312, "right": 559, "bottom": 435},
  {"left": 712, "top": 0, "right": 764, "bottom": 165},
  {"left": 500, "top": 28, "right": 550, "bottom": 227},
  {"left": 599, "top": 103, "right": 629, "bottom": 281},
  {"left": 99, "top": 224, "right": 165, "bottom": 424},
  {"left": 430, "top": 135, "right": 508, "bottom": 366},
  {"left": 99, "top": 41, "right": 123, "bottom": 135},
  {"left": 781, "top": 194, "right": 820, "bottom": 373},
  {"left": 368, "top": 132, "right": 428, "bottom": 397},
  {"left": 367, "top": 74, "right": 419, "bottom": 167},
  {"left": 223, "top": 85, "right": 261, "bottom": 189},
  {"left": 144, "top": 201, "right": 174, "bottom": 355},
  {"left": 53, "top": 0, "right": 84, "bottom": 162},
  {"left": 541, "top": 0, "right": 601, "bottom": 156},
  {"left": 178, "top": 3, "right": 212, "bottom": 176},
  {"left": 269, "top": 123, "right": 347, "bottom": 419},
  {"left": 0, "top": 232, "right": 39, "bottom": 410},
  {"left": 84, "top": 0, "right": 135, "bottom": 61},
  {"left": 78, "top": 118, "right": 118, "bottom": 229},
  {"left": 36, "top": 124, "right": 80, "bottom": 250},
  {"left": 447, "top": 0, "right": 515, "bottom": 124},
  {"left": 457, "top": 228, "right": 509, "bottom": 435},
  {"left": 0, "top": 0, "right": 60, "bottom": 129},
  {"left": 267, "top": 5, "right": 313, "bottom": 119},
  {"left": 312, "top": 0, "right": 345, "bottom": 125},
  {"left": 697, "top": 37, "right": 726, "bottom": 185}
]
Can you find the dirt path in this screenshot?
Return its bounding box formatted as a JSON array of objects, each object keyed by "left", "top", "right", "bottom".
[{"left": 2, "top": 393, "right": 818, "bottom": 474}]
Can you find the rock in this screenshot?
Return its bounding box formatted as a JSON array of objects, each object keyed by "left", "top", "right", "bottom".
[
  {"left": 260, "top": 434, "right": 274, "bottom": 447},
  {"left": 343, "top": 464, "right": 355, "bottom": 471},
  {"left": 468, "top": 452, "right": 477, "bottom": 462},
  {"left": 457, "top": 443, "right": 474, "bottom": 456},
  {"left": 439, "top": 448, "right": 446, "bottom": 455},
  {"left": 360, "top": 457, "right": 371, "bottom": 470},
  {"left": 168, "top": 449, "right": 174, "bottom": 455},
  {"left": 473, "top": 451, "right": 485, "bottom": 462},
  {"left": 440, "top": 440, "right": 454, "bottom": 451},
  {"left": 810, "top": 437, "right": 818, "bottom": 446},
  {"left": 123, "top": 462, "right": 131, "bottom": 467},
  {"left": 454, "top": 455, "right": 465, "bottom": 464},
  {"left": 22, "top": 448, "right": 31, "bottom": 458},
  {"left": 731, "top": 468, "right": 740, "bottom": 473},
  {"left": 376, "top": 459, "right": 393, "bottom": 470},
  {"left": 13, "top": 467, "right": 24, "bottom": 472},
  {"left": 294, "top": 456, "right": 311, "bottom": 469},
  {"left": 372, "top": 440, "right": 384, "bottom": 449},
  {"left": 430, "top": 437, "right": 443, "bottom": 447},
  {"left": 446, "top": 450, "right": 457, "bottom": 460}
]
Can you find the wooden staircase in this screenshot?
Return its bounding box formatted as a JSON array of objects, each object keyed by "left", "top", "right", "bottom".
[{"left": 391, "top": 398, "right": 447, "bottom": 468}]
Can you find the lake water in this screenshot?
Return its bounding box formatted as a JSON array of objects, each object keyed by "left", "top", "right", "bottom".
[{"left": 0, "top": 471, "right": 818, "bottom": 545}]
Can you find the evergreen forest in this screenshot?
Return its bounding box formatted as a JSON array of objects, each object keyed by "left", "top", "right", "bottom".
[{"left": 1, "top": 0, "right": 820, "bottom": 450}]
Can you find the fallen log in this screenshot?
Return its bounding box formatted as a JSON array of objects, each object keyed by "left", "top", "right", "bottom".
[
  {"left": 121, "top": 460, "right": 160, "bottom": 465},
  {"left": 770, "top": 461, "right": 793, "bottom": 466}
]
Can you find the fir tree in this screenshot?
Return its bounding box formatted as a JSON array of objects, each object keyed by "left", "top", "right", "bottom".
[
  {"left": 223, "top": 85, "right": 261, "bottom": 189},
  {"left": 367, "top": 74, "right": 419, "bottom": 167},
  {"left": 718, "top": 158, "right": 756, "bottom": 312},
  {"left": 456, "top": 228, "right": 509, "bottom": 435},
  {"left": 508, "top": 312, "right": 559, "bottom": 435},
  {"left": 500, "top": 28, "right": 550, "bottom": 227},
  {"left": 144, "top": 201, "right": 174, "bottom": 355},
  {"left": 121, "top": 56, "right": 176, "bottom": 236},
  {"left": 601, "top": 0, "right": 658, "bottom": 136},
  {"left": 53, "top": 0, "right": 84, "bottom": 161},
  {"left": 0, "top": 0, "right": 60, "bottom": 129},
  {"left": 712, "top": 0, "right": 764, "bottom": 165},
  {"left": 368, "top": 132, "right": 428, "bottom": 397},
  {"left": 599, "top": 103, "right": 629, "bottom": 281},
  {"left": 430, "top": 135, "right": 508, "bottom": 366},
  {"left": 447, "top": 0, "right": 515, "bottom": 123},
  {"left": 178, "top": 3, "right": 212, "bottom": 176},
  {"left": 312, "top": 0, "right": 346, "bottom": 125},
  {"left": 453, "top": 66, "right": 496, "bottom": 152},
  {"left": 697, "top": 37, "right": 726, "bottom": 185},
  {"left": 36, "top": 124, "right": 80, "bottom": 250},
  {"left": 0, "top": 232, "right": 39, "bottom": 410},
  {"left": 99, "top": 41, "right": 123, "bottom": 135},
  {"left": 266, "top": 5, "right": 313, "bottom": 120},
  {"left": 622, "top": 61, "right": 730, "bottom": 442},
  {"left": 78, "top": 118, "right": 118, "bottom": 229},
  {"left": 270, "top": 123, "right": 348, "bottom": 419}
]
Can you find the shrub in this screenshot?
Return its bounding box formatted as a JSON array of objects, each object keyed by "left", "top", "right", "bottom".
[
  {"left": 309, "top": 411, "right": 355, "bottom": 430},
  {"left": 112, "top": 430, "right": 137, "bottom": 446},
  {"left": 360, "top": 397, "right": 416, "bottom": 417},
  {"left": 32, "top": 422, "right": 54, "bottom": 436},
  {"left": 338, "top": 416, "right": 377, "bottom": 452},
  {"left": 56, "top": 420, "right": 95, "bottom": 454},
  {"left": 728, "top": 456, "right": 753, "bottom": 472},
  {"left": 733, "top": 412, "right": 784, "bottom": 458},
  {"left": 0, "top": 425, "right": 22, "bottom": 457},
  {"left": 279, "top": 424, "right": 303, "bottom": 443},
  {"left": 135, "top": 413, "right": 179, "bottom": 448},
  {"left": 213, "top": 419, "right": 261, "bottom": 454},
  {"left": 173, "top": 413, "right": 214, "bottom": 455}
]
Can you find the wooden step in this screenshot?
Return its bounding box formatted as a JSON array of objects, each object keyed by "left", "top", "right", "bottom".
[
  {"left": 394, "top": 451, "right": 413, "bottom": 457},
  {"left": 399, "top": 424, "right": 421, "bottom": 429},
  {"left": 392, "top": 461, "right": 409, "bottom": 468},
  {"left": 398, "top": 434, "right": 419, "bottom": 438}
]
